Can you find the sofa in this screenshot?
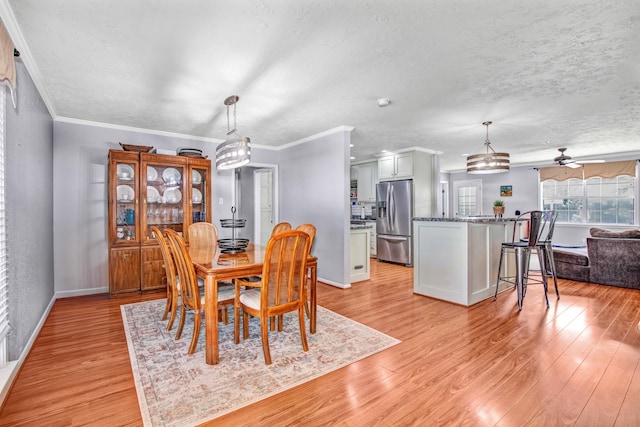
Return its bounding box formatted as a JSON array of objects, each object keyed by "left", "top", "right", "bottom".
[{"left": 553, "top": 228, "right": 640, "bottom": 289}]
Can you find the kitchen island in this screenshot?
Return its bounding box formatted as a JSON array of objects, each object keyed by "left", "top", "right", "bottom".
[{"left": 413, "top": 217, "right": 522, "bottom": 306}]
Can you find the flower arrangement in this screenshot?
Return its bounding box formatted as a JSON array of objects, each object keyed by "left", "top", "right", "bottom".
[{"left": 493, "top": 199, "right": 505, "bottom": 217}]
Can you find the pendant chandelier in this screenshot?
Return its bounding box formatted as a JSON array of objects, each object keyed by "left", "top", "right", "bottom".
[
  {"left": 215, "top": 95, "right": 251, "bottom": 170},
  {"left": 466, "top": 121, "right": 509, "bottom": 174}
]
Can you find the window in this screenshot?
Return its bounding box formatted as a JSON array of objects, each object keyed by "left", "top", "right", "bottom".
[
  {"left": 540, "top": 162, "right": 636, "bottom": 225},
  {"left": 0, "top": 87, "right": 7, "bottom": 367},
  {"left": 453, "top": 179, "right": 481, "bottom": 216}
]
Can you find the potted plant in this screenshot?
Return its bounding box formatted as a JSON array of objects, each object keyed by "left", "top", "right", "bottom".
[{"left": 493, "top": 199, "right": 505, "bottom": 217}]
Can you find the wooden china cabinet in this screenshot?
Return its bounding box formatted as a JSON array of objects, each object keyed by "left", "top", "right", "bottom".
[{"left": 107, "top": 149, "right": 212, "bottom": 295}]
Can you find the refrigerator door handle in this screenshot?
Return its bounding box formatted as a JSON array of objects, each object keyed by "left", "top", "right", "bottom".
[
  {"left": 387, "top": 184, "right": 396, "bottom": 231},
  {"left": 379, "top": 235, "right": 407, "bottom": 242},
  {"left": 386, "top": 183, "right": 392, "bottom": 230}
]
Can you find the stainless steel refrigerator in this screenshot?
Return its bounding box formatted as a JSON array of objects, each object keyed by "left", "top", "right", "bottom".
[{"left": 376, "top": 179, "right": 413, "bottom": 266}]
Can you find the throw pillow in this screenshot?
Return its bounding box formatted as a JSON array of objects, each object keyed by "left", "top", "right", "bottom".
[{"left": 589, "top": 228, "right": 640, "bottom": 239}]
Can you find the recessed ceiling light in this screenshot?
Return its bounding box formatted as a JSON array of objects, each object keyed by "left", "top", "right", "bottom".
[
  {"left": 381, "top": 149, "right": 388, "bottom": 153},
  {"left": 377, "top": 98, "right": 391, "bottom": 107},
  {"left": 350, "top": 143, "right": 354, "bottom": 147},
  {"left": 350, "top": 156, "right": 355, "bottom": 160}
]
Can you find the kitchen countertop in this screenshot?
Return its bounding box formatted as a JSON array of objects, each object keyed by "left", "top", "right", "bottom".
[
  {"left": 413, "top": 216, "right": 519, "bottom": 223},
  {"left": 350, "top": 219, "right": 376, "bottom": 230}
]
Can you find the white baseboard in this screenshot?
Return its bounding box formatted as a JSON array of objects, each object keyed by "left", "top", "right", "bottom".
[
  {"left": 55, "top": 286, "right": 109, "bottom": 299},
  {"left": 319, "top": 276, "right": 351, "bottom": 289},
  {"left": 0, "top": 293, "right": 56, "bottom": 407}
]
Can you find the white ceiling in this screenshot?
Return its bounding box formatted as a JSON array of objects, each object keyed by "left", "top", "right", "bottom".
[{"left": 2, "top": 0, "right": 639, "bottom": 171}]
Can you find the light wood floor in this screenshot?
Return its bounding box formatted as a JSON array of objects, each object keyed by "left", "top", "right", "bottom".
[{"left": 1, "top": 260, "right": 639, "bottom": 426}]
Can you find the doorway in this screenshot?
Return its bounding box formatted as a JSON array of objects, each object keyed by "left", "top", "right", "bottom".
[{"left": 248, "top": 164, "right": 278, "bottom": 246}]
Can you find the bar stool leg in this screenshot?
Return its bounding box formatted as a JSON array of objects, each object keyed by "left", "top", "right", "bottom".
[
  {"left": 536, "top": 249, "right": 550, "bottom": 307},
  {"left": 545, "top": 242, "right": 560, "bottom": 299},
  {"left": 494, "top": 246, "right": 506, "bottom": 300},
  {"left": 515, "top": 248, "right": 525, "bottom": 310}
]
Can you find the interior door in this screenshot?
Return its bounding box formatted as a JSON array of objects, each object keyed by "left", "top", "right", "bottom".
[
  {"left": 259, "top": 169, "right": 273, "bottom": 244},
  {"left": 253, "top": 168, "right": 274, "bottom": 246}
]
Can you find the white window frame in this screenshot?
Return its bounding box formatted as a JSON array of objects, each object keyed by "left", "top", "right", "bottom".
[
  {"left": 0, "top": 87, "right": 8, "bottom": 367},
  {"left": 453, "top": 179, "right": 482, "bottom": 216},
  {"left": 540, "top": 169, "right": 638, "bottom": 226}
]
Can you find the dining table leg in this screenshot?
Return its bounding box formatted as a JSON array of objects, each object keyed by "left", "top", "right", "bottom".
[{"left": 204, "top": 275, "right": 219, "bottom": 365}]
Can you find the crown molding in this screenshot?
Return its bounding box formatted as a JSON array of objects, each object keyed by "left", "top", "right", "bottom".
[
  {"left": 0, "top": 1, "right": 57, "bottom": 117},
  {"left": 276, "top": 125, "right": 355, "bottom": 150}
]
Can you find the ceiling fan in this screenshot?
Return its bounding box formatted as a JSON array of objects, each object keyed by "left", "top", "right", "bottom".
[{"left": 553, "top": 147, "right": 604, "bottom": 168}]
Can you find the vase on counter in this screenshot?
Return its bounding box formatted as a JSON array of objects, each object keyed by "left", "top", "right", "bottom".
[{"left": 493, "top": 206, "right": 505, "bottom": 217}]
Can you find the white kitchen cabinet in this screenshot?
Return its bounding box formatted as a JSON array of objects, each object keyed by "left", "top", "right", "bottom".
[
  {"left": 350, "top": 229, "right": 370, "bottom": 282},
  {"left": 357, "top": 162, "right": 377, "bottom": 202},
  {"left": 378, "top": 152, "right": 414, "bottom": 180},
  {"left": 365, "top": 221, "right": 377, "bottom": 256}
]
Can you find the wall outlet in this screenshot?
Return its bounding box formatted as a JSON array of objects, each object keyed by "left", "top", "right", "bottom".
[{"left": 219, "top": 198, "right": 224, "bottom": 205}]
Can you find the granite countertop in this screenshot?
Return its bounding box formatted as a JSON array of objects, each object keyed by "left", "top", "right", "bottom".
[
  {"left": 413, "top": 216, "right": 519, "bottom": 223},
  {"left": 350, "top": 224, "right": 372, "bottom": 230}
]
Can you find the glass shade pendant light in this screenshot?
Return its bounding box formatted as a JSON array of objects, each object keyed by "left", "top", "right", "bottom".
[
  {"left": 216, "top": 95, "right": 251, "bottom": 170},
  {"left": 466, "top": 121, "right": 510, "bottom": 174}
]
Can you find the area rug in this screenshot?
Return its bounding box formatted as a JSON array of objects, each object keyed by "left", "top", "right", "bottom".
[{"left": 121, "top": 299, "right": 400, "bottom": 427}]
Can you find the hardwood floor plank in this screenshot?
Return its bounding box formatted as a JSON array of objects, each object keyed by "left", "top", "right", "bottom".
[
  {"left": 495, "top": 284, "right": 633, "bottom": 426},
  {"left": 1, "top": 261, "right": 639, "bottom": 426},
  {"left": 575, "top": 296, "right": 640, "bottom": 426}
]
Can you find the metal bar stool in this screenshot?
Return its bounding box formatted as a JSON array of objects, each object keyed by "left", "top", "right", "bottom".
[{"left": 494, "top": 210, "right": 551, "bottom": 310}]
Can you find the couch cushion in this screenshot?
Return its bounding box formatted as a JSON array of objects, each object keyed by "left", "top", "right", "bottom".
[
  {"left": 552, "top": 247, "right": 589, "bottom": 266},
  {"left": 589, "top": 228, "right": 640, "bottom": 239}
]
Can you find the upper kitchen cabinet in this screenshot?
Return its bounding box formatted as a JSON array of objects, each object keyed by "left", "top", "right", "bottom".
[
  {"left": 356, "top": 161, "right": 378, "bottom": 202},
  {"left": 378, "top": 149, "right": 438, "bottom": 217},
  {"left": 378, "top": 152, "right": 413, "bottom": 180}
]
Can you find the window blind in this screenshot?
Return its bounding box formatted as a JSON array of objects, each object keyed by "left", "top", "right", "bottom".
[{"left": 0, "top": 87, "right": 8, "bottom": 367}]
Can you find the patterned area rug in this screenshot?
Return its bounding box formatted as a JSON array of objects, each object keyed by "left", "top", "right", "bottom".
[{"left": 121, "top": 299, "right": 400, "bottom": 427}]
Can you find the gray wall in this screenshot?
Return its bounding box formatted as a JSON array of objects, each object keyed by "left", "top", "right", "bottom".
[
  {"left": 53, "top": 121, "right": 282, "bottom": 293},
  {"left": 52, "top": 121, "right": 357, "bottom": 293},
  {"left": 278, "top": 129, "right": 351, "bottom": 286},
  {"left": 6, "top": 61, "right": 54, "bottom": 359},
  {"left": 449, "top": 166, "right": 540, "bottom": 217}
]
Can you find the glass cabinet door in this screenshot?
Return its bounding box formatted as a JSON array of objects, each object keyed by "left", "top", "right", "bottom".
[
  {"left": 113, "top": 159, "right": 139, "bottom": 244},
  {"left": 190, "top": 164, "right": 208, "bottom": 224},
  {"left": 141, "top": 160, "right": 187, "bottom": 243}
]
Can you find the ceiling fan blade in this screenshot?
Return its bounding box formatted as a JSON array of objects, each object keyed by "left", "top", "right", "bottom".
[{"left": 576, "top": 159, "right": 605, "bottom": 164}]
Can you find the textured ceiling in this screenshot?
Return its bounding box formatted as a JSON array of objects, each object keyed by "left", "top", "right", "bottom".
[{"left": 2, "top": 0, "right": 639, "bottom": 171}]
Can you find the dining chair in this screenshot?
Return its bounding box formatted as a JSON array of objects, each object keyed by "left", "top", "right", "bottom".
[
  {"left": 234, "top": 230, "right": 312, "bottom": 364},
  {"left": 241, "top": 221, "right": 293, "bottom": 287},
  {"left": 151, "top": 226, "right": 181, "bottom": 331},
  {"left": 187, "top": 221, "right": 218, "bottom": 249},
  {"left": 272, "top": 221, "right": 292, "bottom": 235},
  {"left": 494, "top": 210, "right": 551, "bottom": 310},
  {"left": 165, "top": 229, "right": 235, "bottom": 354},
  {"left": 296, "top": 223, "right": 316, "bottom": 319}
]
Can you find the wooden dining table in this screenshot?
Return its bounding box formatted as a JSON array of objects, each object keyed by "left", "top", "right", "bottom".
[{"left": 189, "top": 243, "right": 318, "bottom": 365}]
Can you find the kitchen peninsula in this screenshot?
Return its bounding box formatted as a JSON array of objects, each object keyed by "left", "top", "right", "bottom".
[{"left": 413, "top": 217, "right": 521, "bottom": 306}]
